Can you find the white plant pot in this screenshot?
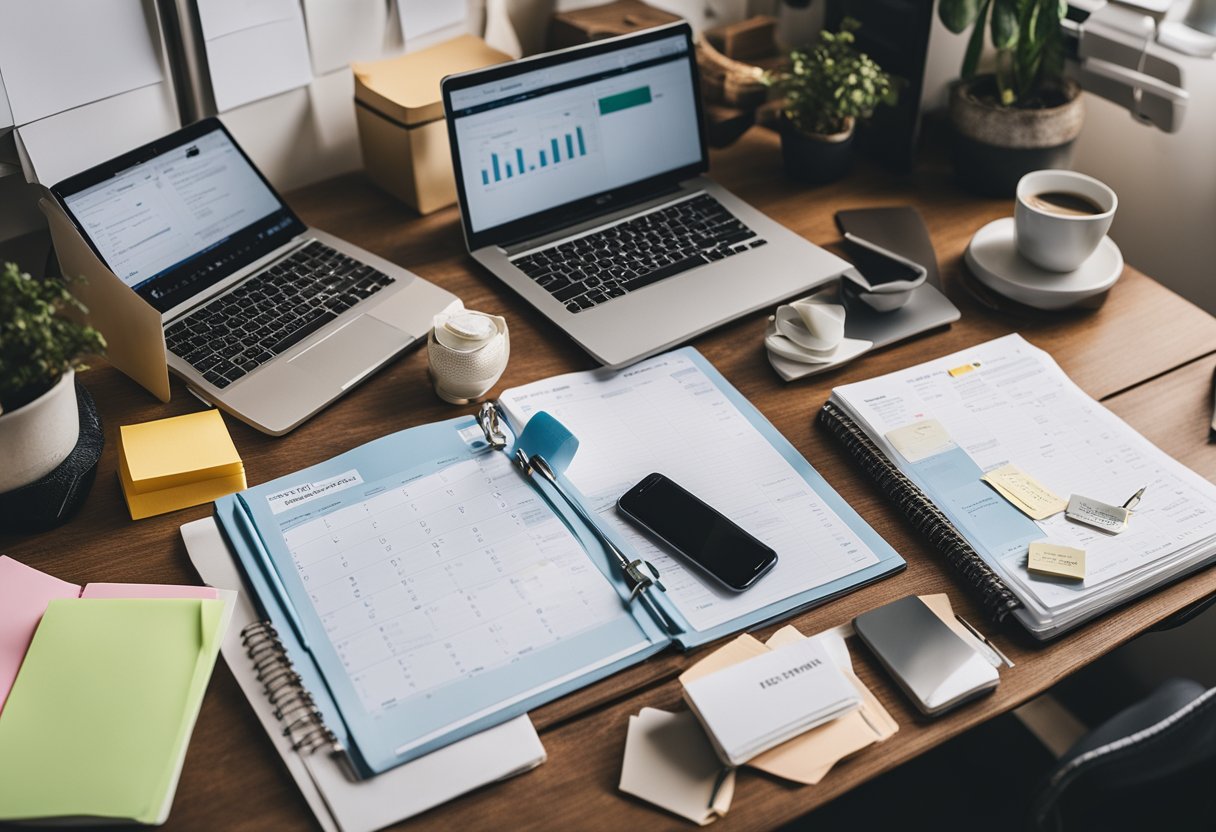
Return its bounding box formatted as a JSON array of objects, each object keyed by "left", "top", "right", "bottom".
[{"left": 0, "top": 369, "right": 79, "bottom": 493}]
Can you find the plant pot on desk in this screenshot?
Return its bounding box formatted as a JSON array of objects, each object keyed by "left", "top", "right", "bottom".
[
  {"left": 949, "top": 76, "right": 1084, "bottom": 197},
  {"left": 780, "top": 117, "right": 855, "bottom": 185},
  {"left": 0, "top": 368, "right": 79, "bottom": 494}
]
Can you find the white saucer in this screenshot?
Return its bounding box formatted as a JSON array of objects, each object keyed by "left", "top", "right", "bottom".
[{"left": 965, "top": 218, "right": 1123, "bottom": 310}]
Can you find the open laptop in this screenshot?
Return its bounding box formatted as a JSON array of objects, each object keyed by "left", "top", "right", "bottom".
[
  {"left": 441, "top": 22, "right": 850, "bottom": 367},
  {"left": 51, "top": 118, "right": 458, "bottom": 435}
]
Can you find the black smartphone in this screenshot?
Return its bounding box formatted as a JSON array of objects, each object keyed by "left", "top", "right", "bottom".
[{"left": 616, "top": 473, "right": 777, "bottom": 592}]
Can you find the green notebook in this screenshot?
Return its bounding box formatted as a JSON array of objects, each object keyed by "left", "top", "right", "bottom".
[{"left": 0, "top": 598, "right": 229, "bottom": 825}]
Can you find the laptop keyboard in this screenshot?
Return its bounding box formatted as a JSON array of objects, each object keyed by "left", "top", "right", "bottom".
[
  {"left": 164, "top": 241, "right": 394, "bottom": 389},
  {"left": 510, "top": 193, "right": 766, "bottom": 314}
]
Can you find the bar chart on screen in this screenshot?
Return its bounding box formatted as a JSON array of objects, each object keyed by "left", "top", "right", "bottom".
[{"left": 472, "top": 103, "right": 602, "bottom": 188}]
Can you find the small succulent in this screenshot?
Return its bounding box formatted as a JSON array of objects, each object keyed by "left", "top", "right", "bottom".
[{"left": 0, "top": 262, "right": 106, "bottom": 414}]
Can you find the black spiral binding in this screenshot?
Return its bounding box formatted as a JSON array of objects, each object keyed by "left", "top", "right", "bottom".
[
  {"left": 818, "top": 400, "right": 1023, "bottom": 623},
  {"left": 241, "top": 621, "right": 343, "bottom": 755}
]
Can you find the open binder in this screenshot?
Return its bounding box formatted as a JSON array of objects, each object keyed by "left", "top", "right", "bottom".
[{"left": 210, "top": 348, "right": 904, "bottom": 778}]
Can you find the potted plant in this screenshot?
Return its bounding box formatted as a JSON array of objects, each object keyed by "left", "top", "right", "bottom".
[
  {"left": 765, "top": 18, "right": 897, "bottom": 184},
  {"left": 0, "top": 262, "right": 105, "bottom": 494},
  {"left": 940, "top": 0, "right": 1084, "bottom": 195}
]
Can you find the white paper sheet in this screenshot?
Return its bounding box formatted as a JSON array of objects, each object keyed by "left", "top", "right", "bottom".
[
  {"left": 13, "top": 82, "right": 179, "bottom": 186},
  {"left": 619, "top": 708, "right": 734, "bottom": 825},
  {"left": 399, "top": 0, "right": 467, "bottom": 43},
  {"left": 498, "top": 352, "right": 882, "bottom": 633},
  {"left": 281, "top": 454, "right": 634, "bottom": 713},
  {"left": 200, "top": 3, "right": 313, "bottom": 112},
  {"left": 0, "top": 0, "right": 164, "bottom": 126},
  {"left": 197, "top": 0, "right": 299, "bottom": 39},
  {"left": 301, "top": 0, "right": 396, "bottom": 75}
]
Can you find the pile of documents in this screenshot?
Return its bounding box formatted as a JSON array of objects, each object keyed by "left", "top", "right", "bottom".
[
  {"left": 118, "top": 409, "right": 246, "bottom": 520},
  {"left": 682, "top": 637, "right": 862, "bottom": 766},
  {"left": 827, "top": 333, "right": 1216, "bottom": 638},
  {"left": 620, "top": 625, "right": 898, "bottom": 824},
  {"left": 0, "top": 556, "right": 231, "bottom": 825}
]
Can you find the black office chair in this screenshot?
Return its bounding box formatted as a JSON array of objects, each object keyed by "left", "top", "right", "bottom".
[{"left": 1028, "top": 677, "right": 1216, "bottom": 832}]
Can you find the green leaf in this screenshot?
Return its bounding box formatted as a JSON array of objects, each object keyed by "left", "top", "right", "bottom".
[
  {"left": 991, "top": 0, "right": 1018, "bottom": 48},
  {"left": 961, "top": 0, "right": 992, "bottom": 79},
  {"left": 939, "top": 0, "right": 983, "bottom": 33}
]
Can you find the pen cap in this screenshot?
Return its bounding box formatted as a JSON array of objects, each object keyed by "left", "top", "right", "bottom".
[{"left": 427, "top": 309, "right": 510, "bottom": 404}]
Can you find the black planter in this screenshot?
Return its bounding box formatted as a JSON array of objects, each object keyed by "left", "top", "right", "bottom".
[
  {"left": 780, "top": 124, "right": 855, "bottom": 185},
  {"left": 950, "top": 132, "right": 1076, "bottom": 197}
]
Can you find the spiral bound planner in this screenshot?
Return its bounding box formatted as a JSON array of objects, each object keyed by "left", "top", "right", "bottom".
[
  {"left": 823, "top": 334, "right": 1216, "bottom": 641},
  {"left": 817, "top": 400, "right": 1023, "bottom": 623},
  {"left": 207, "top": 346, "right": 903, "bottom": 778},
  {"left": 239, "top": 621, "right": 342, "bottom": 757}
]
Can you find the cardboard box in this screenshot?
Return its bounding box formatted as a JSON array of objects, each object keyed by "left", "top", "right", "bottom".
[{"left": 353, "top": 36, "right": 511, "bottom": 214}]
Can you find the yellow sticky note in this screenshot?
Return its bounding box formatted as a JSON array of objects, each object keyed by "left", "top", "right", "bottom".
[
  {"left": 982, "top": 464, "right": 1067, "bottom": 520},
  {"left": 884, "top": 419, "right": 953, "bottom": 463},
  {"left": 1028, "top": 541, "right": 1086, "bottom": 580},
  {"left": 119, "top": 410, "right": 242, "bottom": 493},
  {"left": 948, "top": 363, "right": 979, "bottom": 377}
]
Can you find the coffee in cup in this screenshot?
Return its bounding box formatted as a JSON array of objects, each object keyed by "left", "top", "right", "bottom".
[{"left": 1015, "top": 170, "right": 1117, "bottom": 272}]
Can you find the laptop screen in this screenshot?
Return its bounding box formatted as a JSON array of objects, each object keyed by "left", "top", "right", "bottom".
[
  {"left": 445, "top": 25, "right": 706, "bottom": 247},
  {"left": 53, "top": 119, "right": 306, "bottom": 314}
]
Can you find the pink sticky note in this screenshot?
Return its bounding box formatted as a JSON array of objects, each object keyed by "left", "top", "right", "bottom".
[
  {"left": 80, "top": 583, "right": 219, "bottom": 600},
  {"left": 0, "top": 556, "right": 81, "bottom": 713}
]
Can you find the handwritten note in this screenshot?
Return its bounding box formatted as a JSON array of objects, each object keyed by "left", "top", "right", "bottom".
[
  {"left": 982, "top": 464, "right": 1067, "bottom": 520},
  {"left": 1028, "top": 541, "right": 1086, "bottom": 580}
]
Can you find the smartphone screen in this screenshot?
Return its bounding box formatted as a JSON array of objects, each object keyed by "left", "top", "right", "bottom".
[
  {"left": 844, "top": 240, "right": 923, "bottom": 286},
  {"left": 616, "top": 473, "right": 777, "bottom": 592}
]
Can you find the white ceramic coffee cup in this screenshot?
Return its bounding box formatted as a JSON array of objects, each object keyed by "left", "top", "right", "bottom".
[{"left": 1014, "top": 170, "right": 1117, "bottom": 272}]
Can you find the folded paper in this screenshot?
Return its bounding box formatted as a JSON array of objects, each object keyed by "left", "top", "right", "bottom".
[{"left": 619, "top": 708, "right": 734, "bottom": 825}]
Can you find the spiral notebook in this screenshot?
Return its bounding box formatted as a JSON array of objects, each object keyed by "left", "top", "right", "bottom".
[
  {"left": 208, "top": 347, "right": 904, "bottom": 778},
  {"left": 821, "top": 334, "right": 1216, "bottom": 640}
]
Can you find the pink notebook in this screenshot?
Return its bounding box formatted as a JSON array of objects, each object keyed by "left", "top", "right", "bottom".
[{"left": 0, "top": 556, "right": 217, "bottom": 714}]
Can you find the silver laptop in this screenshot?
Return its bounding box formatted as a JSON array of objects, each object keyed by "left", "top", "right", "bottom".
[
  {"left": 51, "top": 118, "right": 458, "bottom": 435},
  {"left": 441, "top": 22, "right": 849, "bottom": 368}
]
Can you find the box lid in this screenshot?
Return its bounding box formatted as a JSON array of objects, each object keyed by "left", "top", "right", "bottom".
[{"left": 353, "top": 35, "right": 512, "bottom": 126}]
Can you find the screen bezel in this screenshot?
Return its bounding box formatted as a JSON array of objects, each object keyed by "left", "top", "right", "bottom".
[
  {"left": 441, "top": 22, "right": 708, "bottom": 251},
  {"left": 50, "top": 116, "right": 307, "bottom": 314}
]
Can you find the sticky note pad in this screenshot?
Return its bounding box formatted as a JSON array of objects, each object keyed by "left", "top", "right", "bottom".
[
  {"left": 1028, "top": 541, "right": 1086, "bottom": 580},
  {"left": 0, "top": 598, "right": 229, "bottom": 825},
  {"left": 948, "top": 363, "right": 979, "bottom": 377},
  {"left": 119, "top": 409, "right": 242, "bottom": 493},
  {"left": 118, "top": 409, "right": 245, "bottom": 520},
  {"left": 982, "top": 464, "right": 1067, "bottom": 520},
  {"left": 885, "top": 419, "right": 953, "bottom": 463}
]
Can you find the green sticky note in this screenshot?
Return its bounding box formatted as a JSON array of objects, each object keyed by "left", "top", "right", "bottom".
[{"left": 0, "top": 598, "right": 227, "bottom": 825}]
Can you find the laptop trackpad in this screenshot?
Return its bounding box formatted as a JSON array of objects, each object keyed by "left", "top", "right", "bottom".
[{"left": 287, "top": 315, "right": 412, "bottom": 388}]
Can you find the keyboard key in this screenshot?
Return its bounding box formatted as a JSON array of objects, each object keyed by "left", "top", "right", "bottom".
[
  {"left": 622, "top": 255, "right": 709, "bottom": 292},
  {"left": 552, "top": 283, "right": 586, "bottom": 303},
  {"left": 269, "top": 310, "right": 338, "bottom": 355}
]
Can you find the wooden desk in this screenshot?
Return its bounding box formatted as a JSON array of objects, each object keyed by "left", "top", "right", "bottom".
[{"left": 5, "top": 128, "right": 1215, "bottom": 831}]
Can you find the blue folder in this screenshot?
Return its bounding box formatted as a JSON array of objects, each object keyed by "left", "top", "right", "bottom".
[{"left": 212, "top": 347, "right": 903, "bottom": 778}]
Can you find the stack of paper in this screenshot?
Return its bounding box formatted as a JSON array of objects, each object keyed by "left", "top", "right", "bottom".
[
  {"left": 828, "top": 333, "right": 1216, "bottom": 638},
  {"left": 0, "top": 556, "right": 231, "bottom": 825},
  {"left": 118, "top": 409, "right": 246, "bottom": 520},
  {"left": 0, "top": 597, "right": 230, "bottom": 824},
  {"left": 682, "top": 636, "right": 862, "bottom": 767}
]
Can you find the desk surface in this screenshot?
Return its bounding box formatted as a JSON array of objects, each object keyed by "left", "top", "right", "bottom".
[{"left": 5, "top": 128, "right": 1215, "bottom": 831}]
